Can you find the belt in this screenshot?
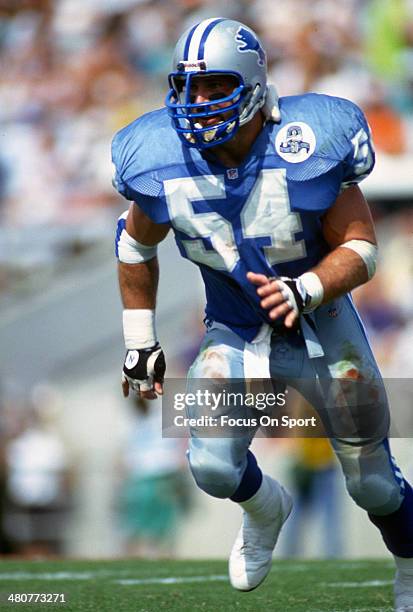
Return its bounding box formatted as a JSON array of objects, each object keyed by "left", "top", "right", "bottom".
[{"left": 205, "top": 315, "right": 324, "bottom": 359}]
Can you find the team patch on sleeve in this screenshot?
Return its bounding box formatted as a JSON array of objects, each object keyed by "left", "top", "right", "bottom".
[
  {"left": 275, "top": 122, "right": 316, "bottom": 164},
  {"left": 274, "top": 94, "right": 375, "bottom": 185}
]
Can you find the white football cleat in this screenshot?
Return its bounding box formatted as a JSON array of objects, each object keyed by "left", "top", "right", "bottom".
[
  {"left": 395, "top": 568, "right": 413, "bottom": 611},
  {"left": 229, "top": 475, "right": 293, "bottom": 591}
]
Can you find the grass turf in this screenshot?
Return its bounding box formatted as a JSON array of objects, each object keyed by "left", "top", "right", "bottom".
[{"left": 0, "top": 558, "right": 395, "bottom": 612}]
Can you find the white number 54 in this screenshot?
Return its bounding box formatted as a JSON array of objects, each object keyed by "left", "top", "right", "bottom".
[{"left": 164, "top": 168, "right": 306, "bottom": 272}]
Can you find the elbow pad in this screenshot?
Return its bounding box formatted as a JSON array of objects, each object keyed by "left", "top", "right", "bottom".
[
  {"left": 340, "top": 239, "right": 378, "bottom": 279},
  {"left": 115, "top": 211, "right": 158, "bottom": 264}
]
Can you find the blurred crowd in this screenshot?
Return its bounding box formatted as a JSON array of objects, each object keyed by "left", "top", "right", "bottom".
[
  {"left": 0, "top": 384, "right": 192, "bottom": 558},
  {"left": 0, "top": 385, "right": 74, "bottom": 556},
  {"left": 0, "top": 0, "right": 413, "bottom": 295},
  {"left": 0, "top": 0, "right": 412, "bottom": 559},
  {"left": 354, "top": 209, "right": 413, "bottom": 378}
]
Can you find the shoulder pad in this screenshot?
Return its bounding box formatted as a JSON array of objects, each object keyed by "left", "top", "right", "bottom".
[
  {"left": 111, "top": 108, "right": 183, "bottom": 201},
  {"left": 273, "top": 94, "right": 374, "bottom": 182}
]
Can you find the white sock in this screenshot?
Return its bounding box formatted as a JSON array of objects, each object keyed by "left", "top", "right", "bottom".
[{"left": 238, "top": 475, "right": 282, "bottom": 522}]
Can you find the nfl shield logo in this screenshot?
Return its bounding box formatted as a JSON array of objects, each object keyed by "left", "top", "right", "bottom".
[{"left": 227, "top": 168, "right": 239, "bottom": 180}]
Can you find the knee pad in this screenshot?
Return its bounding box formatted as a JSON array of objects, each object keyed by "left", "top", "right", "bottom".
[
  {"left": 187, "top": 441, "right": 241, "bottom": 499},
  {"left": 334, "top": 438, "right": 404, "bottom": 515},
  {"left": 345, "top": 473, "right": 403, "bottom": 515}
]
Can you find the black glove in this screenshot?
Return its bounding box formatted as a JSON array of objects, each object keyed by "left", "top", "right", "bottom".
[
  {"left": 122, "top": 343, "right": 166, "bottom": 394},
  {"left": 277, "top": 276, "right": 313, "bottom": 315}
]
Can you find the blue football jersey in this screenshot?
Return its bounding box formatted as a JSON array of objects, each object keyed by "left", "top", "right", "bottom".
[{"left": 112, "top": 93, "right": 375, "bottom": 341}]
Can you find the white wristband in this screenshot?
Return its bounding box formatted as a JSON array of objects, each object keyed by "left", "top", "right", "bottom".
[
  {"left": 340, "top": 239, "right": 377, "bottom": 279},
  {"left": 123, "top": 309, "right": 157, "bottom": 349},
  {"left": 298, "top": 272, "right": 324, "bottom": 311}
]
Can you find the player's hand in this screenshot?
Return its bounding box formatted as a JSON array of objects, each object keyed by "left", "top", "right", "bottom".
[
  {"left": 247, "top": 272, "right": 310, "bottom": 327},
  {"left": 122, "top": 344, "right": 166, "bottom": 400}
]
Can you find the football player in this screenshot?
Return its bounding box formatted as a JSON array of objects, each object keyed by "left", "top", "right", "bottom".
[{"left": 112, "top": 18, "right": 413, "bottom": 610}]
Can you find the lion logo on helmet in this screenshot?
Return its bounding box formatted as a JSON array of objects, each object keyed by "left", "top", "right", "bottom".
[{"left": 235, "top": 27, "right": 265, "bottom": 66}]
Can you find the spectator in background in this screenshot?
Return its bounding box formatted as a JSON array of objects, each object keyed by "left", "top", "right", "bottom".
[
  {"left": 0, "top": 392, "right": 13, "bottom": 555},
  {"left": 354, "top": 209, "right": 413, "bottom": 371},
  {"left": 2, "top": 387, "right": 74, "bottom": 557},
  {"left": 363, "top": 85, "right": 406, "bottom": 155},
  {"left": 117, "top": 396, "right": 191, "bottom": 558},
  {"left": 282, "top": 437, "right": 343, "bottom": 559},
  {"left": 363, "top": 0, "right": 413, "bottom": 114},
  {"left": 353, "top": 274, "right": 406, "bottom": 369},
  {"left": 364, "top": 0, "right": 410, "bottom": 83}
]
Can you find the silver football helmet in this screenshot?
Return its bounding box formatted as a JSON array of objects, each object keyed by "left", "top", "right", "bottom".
[{"left": 165, "top": 17, "right": 267, "bottom": 149}]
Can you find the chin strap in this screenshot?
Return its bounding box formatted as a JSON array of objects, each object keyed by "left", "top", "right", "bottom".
[{"left": 262, "top": 84, "right": 281, "bottom": 123}]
